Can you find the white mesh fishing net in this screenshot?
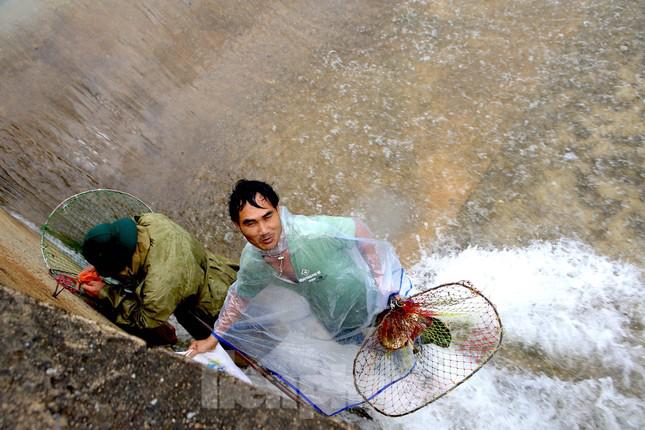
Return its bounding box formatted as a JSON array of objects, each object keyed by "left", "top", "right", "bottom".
[{"left": 353, "top": 281, "right": 503, "bottom": 416}]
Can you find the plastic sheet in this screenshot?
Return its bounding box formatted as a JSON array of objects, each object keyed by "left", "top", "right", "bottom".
[
  {"left": 179, "top": 345, "right": 252, "bottom": 385},
  {"left": 213, "top": 207, "right": 405, "bottom": 415}
]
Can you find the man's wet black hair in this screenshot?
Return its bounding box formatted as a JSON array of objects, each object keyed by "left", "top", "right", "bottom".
[{"left": 228, "top": 179, "right": 280, "bottom": 224}]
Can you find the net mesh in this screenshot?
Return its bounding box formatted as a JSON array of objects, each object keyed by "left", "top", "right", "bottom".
[
  {"left": 353, "top": 281, "right": 502, "bottom": 416},
  {"left": 41, "top": 189, "right": 152, "bottom": 277}
]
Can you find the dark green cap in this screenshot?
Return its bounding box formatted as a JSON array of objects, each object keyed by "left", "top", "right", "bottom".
[{"left": 81, "top": 218, "right": 138, "bottom": 277}]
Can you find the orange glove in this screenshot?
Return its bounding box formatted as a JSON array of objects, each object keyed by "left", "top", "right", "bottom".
[
  {"left": 78, "top": 267, "right": 101, "bottom": 284},
  {"left": 78, "top": 267, "right": 104, "bottom": 297}
]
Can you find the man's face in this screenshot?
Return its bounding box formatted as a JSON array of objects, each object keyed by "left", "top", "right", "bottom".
[{"left": 237, "top": 193, "right": 282, "bottom": 251}]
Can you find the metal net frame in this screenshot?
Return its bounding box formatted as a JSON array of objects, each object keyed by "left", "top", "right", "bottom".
[
  {"left": 353, "top": 280, "right": 503, "bottom": 416},
  {"left": 40, "top": 189, "right": 152, "bottom": 288}
]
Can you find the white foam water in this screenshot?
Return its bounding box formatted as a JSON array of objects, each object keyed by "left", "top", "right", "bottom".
[{"left": 373, "top": 240, "right": 643, "bottom": 429}]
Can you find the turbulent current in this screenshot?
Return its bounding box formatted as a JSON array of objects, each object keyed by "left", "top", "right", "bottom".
[
  {"left": 380, "top": 240, "right": 643, "bottom": 429},
  {"left": 0, "top": 0, "right": 642, "bottom": 428}
]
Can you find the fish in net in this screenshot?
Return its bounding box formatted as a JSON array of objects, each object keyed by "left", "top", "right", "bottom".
[
  {"left": 353, "top": 280, "right": 502, "bottom": 416},
  {"left": 41, "top": 189, "right": 152, "bottom": 300}
]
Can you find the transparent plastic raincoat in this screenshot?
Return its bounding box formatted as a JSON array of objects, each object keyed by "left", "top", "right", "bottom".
[{"left": 213, "top": 207, "right": 411, "bottom": 415}]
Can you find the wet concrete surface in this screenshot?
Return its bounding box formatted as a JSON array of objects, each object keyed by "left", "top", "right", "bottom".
[
  {"left": 0, "top": 208, "right": 112, "bottom": 325},
  {"left": 0, "top": 284, "right": 355, "bottom": 429}
]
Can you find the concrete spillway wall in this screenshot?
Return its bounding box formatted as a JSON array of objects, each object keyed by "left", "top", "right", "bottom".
[{"left": 0, "top": 208, "right": 110, "bottom": 324}]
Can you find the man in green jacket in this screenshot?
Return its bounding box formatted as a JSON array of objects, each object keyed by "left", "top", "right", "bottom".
[{"left": 80, "top": 213, "right": 238, "bottom": 345}]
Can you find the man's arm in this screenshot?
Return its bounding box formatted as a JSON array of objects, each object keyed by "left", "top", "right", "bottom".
[
  {"left": 354, "top": 219, "right": 384, "bottom": 282},
  {"left": 213, "top": 289, "right": 250, "bottom": 334},
  {"left": 188, "top": 288, "right": 250, "bottom": 356},
  {"left": 113, "top": 247, "right": 201, "bottom": 330},
  {"left": 78, "top": 266, "right": 134, "bottom": 318},
  {"left": 315, "top": 214, "right": 386, "bottom": 287},
  {"left": 188, "top": 250, "right": 263, "bottom": 357}
]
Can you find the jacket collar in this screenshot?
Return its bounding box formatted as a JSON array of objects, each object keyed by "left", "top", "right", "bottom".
[{"left": 120, "top": 224, "right": 151, "bottom": 278}]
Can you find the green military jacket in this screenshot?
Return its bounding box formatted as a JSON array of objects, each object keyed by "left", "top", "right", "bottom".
[{"left": 98, "top": 213, "right": 238, "bottom": 330}]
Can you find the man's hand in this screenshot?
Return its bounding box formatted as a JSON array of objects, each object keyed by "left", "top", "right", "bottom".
[
  {"left": 145, "top": 323, "right": 178, "bottom": 346},
  {"left": 81, "top": 280, "right": 105, "bottom": 297},
  {"left": 187, "top": 335, "right": 218, "bottom": 358},
  {"left": 77, "top": 266, "right": 104, "bottom": 297}
]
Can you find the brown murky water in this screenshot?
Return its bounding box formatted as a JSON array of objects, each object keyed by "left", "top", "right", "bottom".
[
  {"left": 1, "top": 0, "right": 643, "bottom": 427},
  {"left": 1, "top": 0, "right": 641, "bottom": 265}
]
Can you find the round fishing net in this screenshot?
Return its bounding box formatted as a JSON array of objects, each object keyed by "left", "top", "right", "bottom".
[
  {"left": 41, "top": 189, "right": 152, "bottom": 280},
  {"left": 353, "top": 281, "right": 502, "bottom": 416}
]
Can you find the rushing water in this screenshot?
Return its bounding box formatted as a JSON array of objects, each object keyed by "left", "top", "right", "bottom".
[
  {"left": 1, "top": 0, "right": 642, "bottom": 428},
  {"left": 372, "top": 240, "right": 643, "bottom": 429}
]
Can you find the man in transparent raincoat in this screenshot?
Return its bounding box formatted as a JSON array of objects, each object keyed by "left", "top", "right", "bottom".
[{"left": 190, "top": 180, "right": 411, "bottom": 414}]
